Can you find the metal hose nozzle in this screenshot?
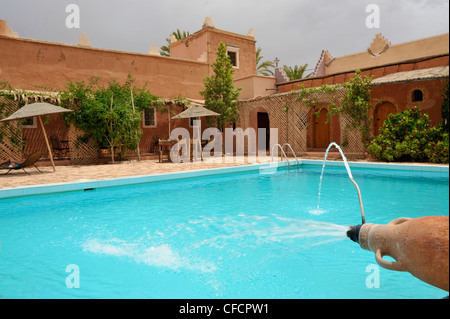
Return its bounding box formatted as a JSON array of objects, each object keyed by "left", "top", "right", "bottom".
[{"left": 347, "top": 224, "right": 362, "bottom": 243}]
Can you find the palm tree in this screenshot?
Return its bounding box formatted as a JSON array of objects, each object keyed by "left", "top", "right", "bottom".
[
  {"left": 256, "top": 47, "right": 275, "bottom": 76},
  {"left": 282, "top": 64, "right": 313, "bottom": 81},
  {"left": 160, "top": 29, "right": 191, "bottom": 57}
]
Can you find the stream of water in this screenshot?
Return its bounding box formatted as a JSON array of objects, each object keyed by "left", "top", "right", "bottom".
[{"left": 313, "top": 142, "right": 362, "bottom": 220}]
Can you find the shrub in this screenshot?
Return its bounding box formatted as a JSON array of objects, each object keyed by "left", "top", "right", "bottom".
[
  {"left": 424, "top": 127, "right": 449, "bottom": 163},
  {"left": 367, "top": 106, "right": 449, "bottom": 163},
  {"left": 59, "top": 74, "right": 161, "bottom": 163}
]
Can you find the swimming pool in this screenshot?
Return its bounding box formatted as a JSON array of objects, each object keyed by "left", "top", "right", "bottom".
[{"left": 0, "top": 161, "right": 448, "bottom": 298}]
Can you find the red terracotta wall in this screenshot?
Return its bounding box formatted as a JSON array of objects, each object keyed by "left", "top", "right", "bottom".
[
  {"left": 277, "top": 55, "right": 448, "bottom": 94},
  {"left": 22, "top": 114, "right": 68, "bottom": 157},
  {"left": 276, "top": 56, "right": 448, "bottom": 131},
  {"left": 371, "top": 79, "right": 447, "bottom": 126},
  {"left": 0, "top": 36, "right": 214, "bottom": 157},
  {"left": 207, "top": 30, "right": 256, "bottom": 80},
  {"left": 139, "top": 105, "right": 209, "bottom": 154},
  {"left": 0, "top": 36, "right": 209, "bottom": 99}
]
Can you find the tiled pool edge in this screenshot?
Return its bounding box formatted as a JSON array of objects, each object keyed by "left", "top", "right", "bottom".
[
  {"left": 0, "top": 160, "right": 448, "bottom": 200},
  {"left": 303, "top": 159, "right": 449, "bottom": 173},
  {"left": 0, "top": 162, "right": 288, "bottom": 200}
]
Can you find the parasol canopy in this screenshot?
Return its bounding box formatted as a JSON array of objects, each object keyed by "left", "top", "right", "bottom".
[
  {"left": 0, "top": 102, "right": 73, "bottom": 172},
  {"left": 171, "top": 105, "right": 220, "bottom": 161},
  {"left": 171, "top": 105, "right": 220, "bottom": 119},
  {"left": 0, "top": 102, "right": 73, "bottom": 122}
]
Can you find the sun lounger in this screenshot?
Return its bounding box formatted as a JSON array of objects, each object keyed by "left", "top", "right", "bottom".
[{"left": 0, "top": 151, "right": 45, "bottom": 175}]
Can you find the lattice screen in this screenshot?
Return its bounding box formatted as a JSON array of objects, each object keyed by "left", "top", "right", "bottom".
[
  {"left": 237, "top": 89, "right": 366, "bottom": 159},
  {"left": 68, "top": 124, "right": 99, "bottom": 165},
  {"left": 339, "top": 114, "right": 366, "bottom": 159},
  {"left": 0, "top": 97, "right": 23, "bottom": 162},
  {"left": 238, "top": 92, "right": 311, "bottom": 158}
]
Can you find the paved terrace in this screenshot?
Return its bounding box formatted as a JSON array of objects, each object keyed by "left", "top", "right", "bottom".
[
  {"left": 0, "top": 157, "right": 276, "bottom": 190},
  {"left": 1, "top": 155, "right": 447, "bottom": 191}
]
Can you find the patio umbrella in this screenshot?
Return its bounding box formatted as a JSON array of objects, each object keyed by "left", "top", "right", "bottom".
[
  {"left": 171, "top": 105, "right": 220, "bottom": 159},
  {"left": 0, "top": 102, "right": 73, "bottom": 172},
  {"left": 171, "top": 105, "right": 220, "bottom": 119}
]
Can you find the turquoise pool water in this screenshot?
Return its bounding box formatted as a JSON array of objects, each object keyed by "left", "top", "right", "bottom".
[{"left": 0, "top": 164, "right": 448, "bottom": 299}]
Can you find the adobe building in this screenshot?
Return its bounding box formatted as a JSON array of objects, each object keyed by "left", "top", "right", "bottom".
[
  {"left": 0, "top": 17, "right": 275, "bottom": 162},
  {"left": 0, "top": 17, "right": 448, "bottom": 163},
  {"left": 238, "top": 33, "right": 449, "bottom": 157},
  {"left": 0, "top": 17, "right": 274, "bottom": 99},
  {"left": 169, "top": 18, "right": 275, "bottom": 99}
]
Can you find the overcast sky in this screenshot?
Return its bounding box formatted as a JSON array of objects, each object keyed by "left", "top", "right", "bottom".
[{"left": 1, "top": 0, "right": 449, "bottom": 72}]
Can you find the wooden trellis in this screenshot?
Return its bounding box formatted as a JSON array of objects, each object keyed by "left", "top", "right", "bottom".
[
  {"left": 237, "top": 92, "right": 309, "bottom": 157},
  {"left": 237, "top": 89, "right": 366, "bottom": 159},
  {"left": 339, "top": 114, "right": 366, "bottom": 159},
  {"left": 0, "top": 96, "right": 23, "bottom": 162},
  {"left": 68, "top": 124, "right": 98, "bottom": 165}
]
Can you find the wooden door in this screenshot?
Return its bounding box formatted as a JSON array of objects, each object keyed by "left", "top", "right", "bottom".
[
  {"left": 314, "top": 108, "right": 330, "bottom": 148},
  {"left": 373, "top": 102, "right": 396, "bottom": 136}
]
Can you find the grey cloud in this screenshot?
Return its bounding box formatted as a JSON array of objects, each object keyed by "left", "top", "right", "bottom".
[{"left": 1, "top": 0, "right": 448, "bottom": 69}]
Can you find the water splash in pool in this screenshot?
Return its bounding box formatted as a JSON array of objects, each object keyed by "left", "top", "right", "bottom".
[
  {"left": 190, "top": 214, "right": 348, "bottom": 251},
  {"left": 265, "top": 216, "right": 349, "bottom": 244},
  {"left": 80, "top": 215, "right": 347, "bottom": 275}
]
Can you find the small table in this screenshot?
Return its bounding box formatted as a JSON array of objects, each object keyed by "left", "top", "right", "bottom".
[{"left": 158, "top": 139, "right": 177, "bottom": 162}]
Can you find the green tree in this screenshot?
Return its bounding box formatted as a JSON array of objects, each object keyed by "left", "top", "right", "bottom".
[
  {"left": 160, "top": 29, "right": 191, "bottom": 57},
  {"left": 282, "top": 64, "right": 313, "bottom": 81},
  {"left": 256, "top": 47, "right": 275, "bottom": 76},
  {"left": 200, "top": 42, "right": 241, "bottom": 131},
  {"left": 60, "top": 74, "right": 161, "bottom": 163}
]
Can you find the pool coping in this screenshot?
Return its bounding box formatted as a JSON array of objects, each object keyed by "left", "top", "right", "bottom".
[{"left": 0, "top": 160, "right": 448, "bottom": 200}]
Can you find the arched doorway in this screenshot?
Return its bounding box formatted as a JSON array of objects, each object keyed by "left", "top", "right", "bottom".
[
  {"left": 313, "top": 108, "right": 330, "bottom": 149},
  {"left": 257, "top": 112, "right": 270, "bottom": 150},
  {"left": 373, "top": 102, "right": 396, "bottom": 136}
]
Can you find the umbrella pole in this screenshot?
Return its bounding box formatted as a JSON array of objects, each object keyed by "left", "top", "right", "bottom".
[
  {"left": 168, "top": 107, "right": 171, "bottom": 139},
  {"left": 130, "top": 90, "right": 141, "bottom": 162},
  {"left": 197, "top": 117, "right": 202, "bottom": 161},
  {"left": 38, "top": 116, "right": 56, "bottom": 172}
]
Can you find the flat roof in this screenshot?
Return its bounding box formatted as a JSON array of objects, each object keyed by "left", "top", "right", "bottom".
[{"left": 371, "top": 65, "right": 449, "bottom": 85}]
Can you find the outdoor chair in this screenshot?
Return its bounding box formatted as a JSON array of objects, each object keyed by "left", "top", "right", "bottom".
[
  {"left": 0, "top": 151, "right": 45, "bottom": 175},
  {"left": 50, "top": 136, "right": 70, "bottom": 158}
]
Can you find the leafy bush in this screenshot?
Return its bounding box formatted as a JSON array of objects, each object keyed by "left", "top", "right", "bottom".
[
  {"left": 424, "top": 127, "right": 449, "bottom": 163},
  {"left": 59, "top": 74, "right": 161, "bottom": 163},
  {"left": 367, "top": 106, "right": 449, "bottom": 163}
]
